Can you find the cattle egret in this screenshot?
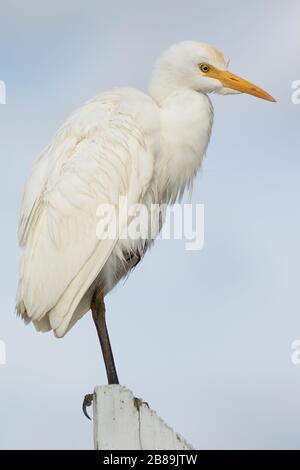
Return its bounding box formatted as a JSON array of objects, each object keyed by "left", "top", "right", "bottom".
[{"left": 16, "top": 42, "right": 275, "bottom": 417}]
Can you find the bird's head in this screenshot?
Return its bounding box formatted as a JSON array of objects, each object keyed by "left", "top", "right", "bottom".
[{"left": 150, "top": 41, "right": 275, "bottom": 103}]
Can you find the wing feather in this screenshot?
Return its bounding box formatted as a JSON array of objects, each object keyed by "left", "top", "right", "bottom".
[{"left": 17, "top": 89, "right": 157, "bottom": 336}]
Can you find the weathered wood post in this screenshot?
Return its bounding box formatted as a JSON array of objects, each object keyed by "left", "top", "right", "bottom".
[{"left": 93, "top": 385, "right": 192, "bottom": 450}]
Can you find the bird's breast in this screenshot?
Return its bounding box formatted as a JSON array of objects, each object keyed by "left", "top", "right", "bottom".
[{"left": 156, "top": 91, "right": 214, "bottom": 201}]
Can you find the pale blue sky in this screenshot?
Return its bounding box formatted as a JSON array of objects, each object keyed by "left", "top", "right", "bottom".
[{"left": 0, "top": 0, "right": 300, "bottom": 449}]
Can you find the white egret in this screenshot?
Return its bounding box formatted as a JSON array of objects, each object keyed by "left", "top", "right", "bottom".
[{"left": 16, "top": 42, "right": 275, "bottom": 416}]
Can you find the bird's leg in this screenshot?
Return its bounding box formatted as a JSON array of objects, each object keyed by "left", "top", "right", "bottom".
[
  {"left": 91, "top": 290, "right": 119, "bottom": 385},
  {"left": 83, "top": 291, "right": 119, "bottom": 419}
]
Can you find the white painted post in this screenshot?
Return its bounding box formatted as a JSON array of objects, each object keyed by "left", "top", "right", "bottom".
[{"left": 93, "top": 385, "right": 192, "bottom": 450}]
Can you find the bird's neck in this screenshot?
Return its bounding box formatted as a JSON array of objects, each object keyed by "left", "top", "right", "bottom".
[{"left": 152, "top": 89, "right": 214, "bottom": 202}]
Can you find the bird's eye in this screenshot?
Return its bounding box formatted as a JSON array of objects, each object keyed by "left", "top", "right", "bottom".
[{"left": 199, "top": 63, "right": 210, "bottom": 73}]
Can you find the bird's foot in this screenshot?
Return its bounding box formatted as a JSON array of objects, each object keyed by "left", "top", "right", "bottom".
[{"left": 82, "top": 393, "right": 93, "bottom": 420}]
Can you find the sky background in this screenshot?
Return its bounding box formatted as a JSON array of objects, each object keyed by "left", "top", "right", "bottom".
[{"left": 0, "top": 0, "right": 300, "bottom": 450}]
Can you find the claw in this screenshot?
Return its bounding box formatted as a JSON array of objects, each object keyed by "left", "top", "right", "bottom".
[{"left": 82, "top": 393, "right": 93, "bottom": 420}]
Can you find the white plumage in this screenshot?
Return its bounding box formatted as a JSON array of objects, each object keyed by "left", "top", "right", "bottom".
[{"left": 16, "top": 41, "right": 274, "bottom": 338}]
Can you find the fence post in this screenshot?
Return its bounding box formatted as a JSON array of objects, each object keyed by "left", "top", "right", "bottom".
[{"left": 93, "top": 385, "right": 192, "bottom": 450}]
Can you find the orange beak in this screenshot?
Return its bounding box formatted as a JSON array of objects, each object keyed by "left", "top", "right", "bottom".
[{"left": 206, "top": 66, "right": 276, "bottom": 102}]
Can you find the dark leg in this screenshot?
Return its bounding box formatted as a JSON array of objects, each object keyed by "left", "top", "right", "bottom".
[
  {"left": 83, "top": 290, "right": 119, "bottom": 420},
  {"left": 91, "top": 290, "right": 119, "bottom": 385}
]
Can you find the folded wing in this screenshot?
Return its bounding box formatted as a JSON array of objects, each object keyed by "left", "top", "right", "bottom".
[{"left": 16, "top": 89, "right": 157, "bottom": 337}]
